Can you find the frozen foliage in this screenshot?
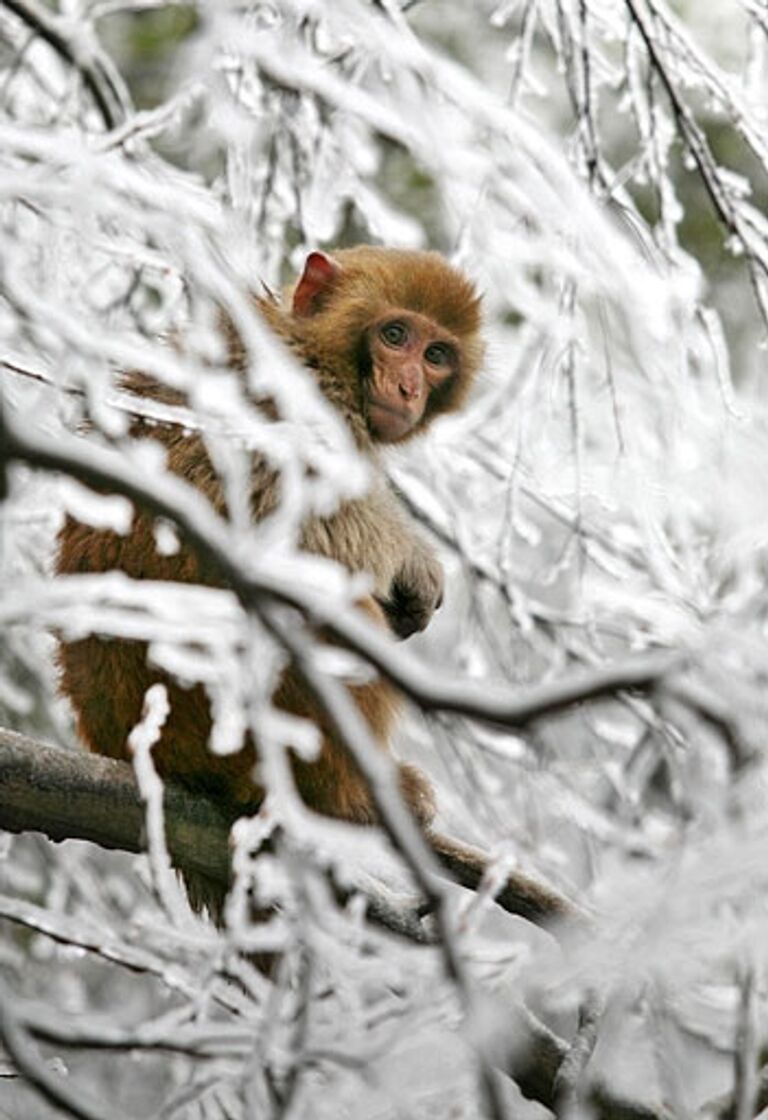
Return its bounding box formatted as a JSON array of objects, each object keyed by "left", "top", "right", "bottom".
[{"left": 2, "top": 0, "right": 768, "bottom": 1118}]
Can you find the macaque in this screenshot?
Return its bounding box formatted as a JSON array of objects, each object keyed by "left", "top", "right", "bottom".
[{"left": 55, "top": 246, "right": 483, "bottom": 909}]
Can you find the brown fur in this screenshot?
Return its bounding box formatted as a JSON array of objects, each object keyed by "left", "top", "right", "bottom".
[
  {"left": 56, "top": 246, "right": 483, "bottom": 910},
  {"left": 262, "top": 246, "right": 483, "bottom": 442}
]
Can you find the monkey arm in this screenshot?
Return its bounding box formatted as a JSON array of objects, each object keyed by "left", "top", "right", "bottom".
[
  {"left": 378, "top": 539, "right": 444, "bottom": 639},
  {"left": 370, "top": 477, "right": 446, "bottom": 639},
  {"left": 302, "top": 480, "right": 445, "bottom": 639}
]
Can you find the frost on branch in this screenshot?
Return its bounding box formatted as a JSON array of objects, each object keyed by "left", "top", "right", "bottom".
[{"left": 2, "top": 2, "right": 768, "bottom": 1119}]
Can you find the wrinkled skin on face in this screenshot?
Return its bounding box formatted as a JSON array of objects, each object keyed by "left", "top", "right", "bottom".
[
  {"left": 285, "top": 248, "right": 481, "bottom": 448},
  {"left": 363, "top": 312, "right": 459, "bottom": 442}
]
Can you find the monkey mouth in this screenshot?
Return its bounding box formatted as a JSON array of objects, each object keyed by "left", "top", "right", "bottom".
[
  {"left": 367, "top": 399, "right": 415, "bottom": 441},
  {"left": 369, "top": 398, "right": 410, "bottom": 419}
]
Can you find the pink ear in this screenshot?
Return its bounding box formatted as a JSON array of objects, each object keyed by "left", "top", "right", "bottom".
[{"left": 292, "top": 251, "right": 340, "bottom": 317}]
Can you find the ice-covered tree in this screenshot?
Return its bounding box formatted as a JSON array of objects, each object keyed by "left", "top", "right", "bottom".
[{"left": 2, "top": 2, "right": 768, "bottom": 1117}]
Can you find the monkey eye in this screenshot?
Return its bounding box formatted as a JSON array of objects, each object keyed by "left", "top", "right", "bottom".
[
  {"left": 380, "top": 321, "right": 408, "bottom": 347},
  {"left": 424, "top": 342, "right": 453, "bottom": 367}
]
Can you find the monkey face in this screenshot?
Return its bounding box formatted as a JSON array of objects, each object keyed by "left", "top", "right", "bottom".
[
  {"left": 364, "top": 311, "right": 458, "bottom": 442},
  {"left": 284, "top": 247, "right": 481, "bottom": 444}
]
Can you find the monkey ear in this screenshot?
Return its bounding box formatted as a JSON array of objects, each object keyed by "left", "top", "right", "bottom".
[{"left": 292, "top": 251, "right": 340, "bottom": 318}]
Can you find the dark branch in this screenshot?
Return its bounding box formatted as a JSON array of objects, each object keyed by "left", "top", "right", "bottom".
[
  {"left": 0, "top": 730, "right": 678, "bottom": 1120},
  {"left": 427, "top": 831, "right": 584, "bottom": 928},
  {"left": 0, "top": 726, "right": 582, "bottom": 933},
  {"left": 0, "top": 727, "right": 232, "bottom": 884},
  {"left": 0, "top": 405, "right": 682, "bottom": 732}
]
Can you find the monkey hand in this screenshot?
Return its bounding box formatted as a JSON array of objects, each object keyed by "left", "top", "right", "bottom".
[{"left": 381, "top": 547, "right": 444, "bottom": 640}]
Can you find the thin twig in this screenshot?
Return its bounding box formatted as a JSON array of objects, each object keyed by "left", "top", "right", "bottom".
[
  {"left": 261, "top": 607, "right": 508, "bottom": 1120},
  {"left": 0, "top": 976, "right": 127, "bottom": 1120},
  {"left": 553, "top": 990, "right": 603, "bottom": 1118},
  {"left": 734, "top": 964, "right": 759, "bottom": 1120}
]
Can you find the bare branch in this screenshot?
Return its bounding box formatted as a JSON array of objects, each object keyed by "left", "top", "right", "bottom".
[
  {"left": 0, "top": 726, "right": 583, "bottom": 933},
  {"left": 427, "top": 831, "right": 585, "bottom": 928},
  {"left": 0, "top": 727, "right": 233, "bottom": 884}
]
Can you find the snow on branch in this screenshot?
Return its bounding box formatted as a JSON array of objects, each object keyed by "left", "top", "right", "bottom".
[
  {"left": 0, "top": 402, "right": 681, "bottom": 728},
  {"left": 0, "top": 726, "right": 684, "bottom": 1120},
  {"left": 1, "top": 0, "right": 131, "bottom": 130}
]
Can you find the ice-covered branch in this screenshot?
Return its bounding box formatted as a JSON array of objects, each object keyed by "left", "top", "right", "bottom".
[
  {"left": 0, "top": 405, "right": 681, "bottom": 731},
  {"left": 0, "top": 935, "right": 667, "bottom": 1120},
  {"left": 1, "top": 727, "right": 680, "bottom": 1120},
  {"left": 0, "top": 973, "right": 124, "bottom": 1120},
  {"left": 1, "top": 0, "right": 131, "bottom": 130},
  {"left": 625, "top": 0, "right": 768, "bottom": 321}
]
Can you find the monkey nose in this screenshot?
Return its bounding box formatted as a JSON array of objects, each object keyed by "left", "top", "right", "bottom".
[{"left": 398, "top": 378, "right": 420, "bottom": 401}]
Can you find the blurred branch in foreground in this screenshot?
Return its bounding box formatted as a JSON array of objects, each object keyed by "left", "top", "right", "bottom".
[
  {"left": 0, "top": 727, "right": 675, "bottom": 1120},
  {"left": 0, "top": 402, "right": 680, "bottom": 726}
]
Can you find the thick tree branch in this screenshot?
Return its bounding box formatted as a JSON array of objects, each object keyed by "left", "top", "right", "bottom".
[
  {"left": 0, "top": 727, "right": 233, "bottom": 884},
  {"left": 0, "top": 726, "right": 583, "bottom": 933},
  {"left": 0, "top": 728, "right": 675, "bottom": 1120}
]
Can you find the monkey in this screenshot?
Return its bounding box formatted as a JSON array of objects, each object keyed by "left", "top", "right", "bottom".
[{"left": 54, "top": 246, "right": 484, "bottom": 912}]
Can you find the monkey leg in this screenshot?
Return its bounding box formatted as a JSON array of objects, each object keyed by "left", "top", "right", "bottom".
[
  {"left": 279, "top": 596, "right": 436, "bottom": 827},
  {"left": 277, "top": 669, "right": 435, "bottom": 827},
  {"left": 57, "top": 635, "right": 261, "bottom": 806}
]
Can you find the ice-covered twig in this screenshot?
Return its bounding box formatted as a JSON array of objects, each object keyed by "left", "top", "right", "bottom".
[
  {"left": 0, "top": 974, "right": 126, "bottom": 1120},
  {"left": 0, "top": 405, "right": 682, "bottom": 730},
  {"left": 1, "top": 0, "right": 131, "bottom": 129}
]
